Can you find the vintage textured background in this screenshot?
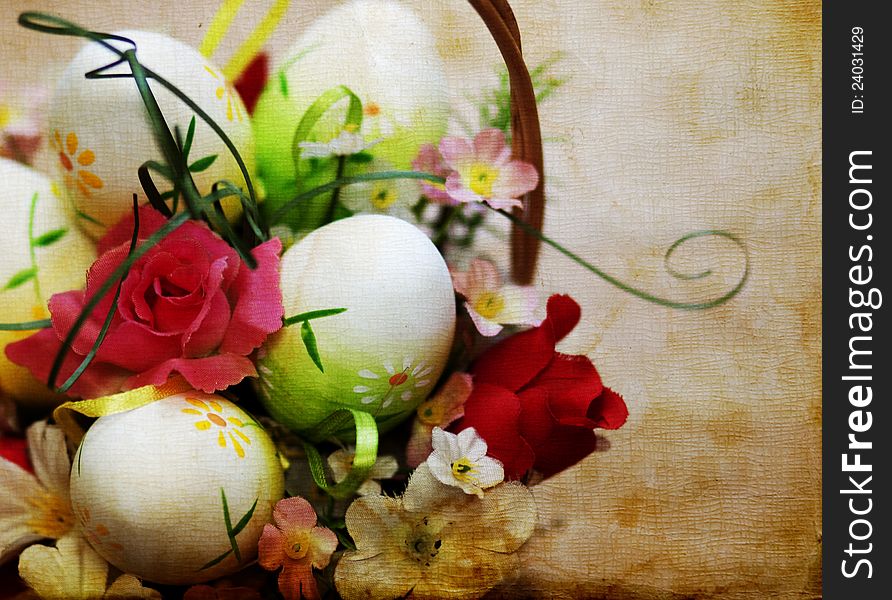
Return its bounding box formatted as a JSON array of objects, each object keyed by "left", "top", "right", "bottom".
[{"left": 1, "top": 1, "right": 821, "bottom": 598}]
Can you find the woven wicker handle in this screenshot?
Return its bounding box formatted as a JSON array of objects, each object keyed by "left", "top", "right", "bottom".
[{"left": 468, "top": 0, "right": 545, "bottom": 285}]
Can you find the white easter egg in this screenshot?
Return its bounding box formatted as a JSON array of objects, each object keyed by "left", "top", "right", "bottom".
[
  {"left": 48, "top": 30, "right": 255, "bottom": 238},
  {"left": 69, "top": 393, "right": 285, "bottom": 585},
  {"left": 253, "top": 0, "right": 449, "bottom": 227},
  {"left": 0, "top": 158, "right": 96, "bottom": 407},
  {"left": 257, "top": 215, "right": 455, "bottom": 438}
]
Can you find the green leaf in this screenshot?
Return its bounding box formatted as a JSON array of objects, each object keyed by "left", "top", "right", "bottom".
[
  {"left": 189, "top": 154, "right": 218, "bottom": 173},
  {"left": 301, "top": 320, "right": 324, "bottom": 373},
  {"left": 4, "top": 267, "right": 37, "bottom": 290},
  {"left": 348, "top": 151, "right": 374, "bottom": 164},
  {"left": 198, "top": 548, "right": 232, "bottom": 571},
  {"left": 279, "top": 71, "right": 289, "bottom": 97},
  {"left": 182, "top": 116, "right": 196, "bottom": 159},
  {"left": 33, "top": 228, "right": 68, "bottom": 247},
  {"left": 220, "top": 488, "right": 240, "bottom": 562},
  {"left": 230, "top": 498, "right": 258, "bottom": 539},
  {"left": 283, "top": 307, "right": 346, "bottom": 327}
]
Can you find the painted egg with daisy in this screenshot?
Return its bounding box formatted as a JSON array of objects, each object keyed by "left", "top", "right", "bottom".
[
  {"left": 0, "top": 158, "right": 95, "bottom": 408},
  {"left": 48, "top": 30, "right": 255, "bottom": 239},
  {"left": 256, "top": 215, "right": 455, "bottom": 439},
  {"left": 252, "top": 0, "right": 449, "bottom": 221},
  {"left": 69, "top": 392, "right": 285, "bottom": 585}
]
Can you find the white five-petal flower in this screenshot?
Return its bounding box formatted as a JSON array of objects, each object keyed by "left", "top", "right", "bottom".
[
  {"left": 426, "top": 427, "right": 504, "bottom": 497},
  {"left": 328, "top": 448, "right": 399, "bottom": 496}
]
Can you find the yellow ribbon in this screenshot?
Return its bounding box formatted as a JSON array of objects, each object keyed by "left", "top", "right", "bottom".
[
  {"left": 53, "top": 376, "right": 193, "bottom": 444},
  {"left": 200, "top": 0, "right": 291, "bottom": 82}
]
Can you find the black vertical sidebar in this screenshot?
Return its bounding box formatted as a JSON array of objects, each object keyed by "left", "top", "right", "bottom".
[{"left": 824, "top": 2, "right": 890, "bottom": 598}]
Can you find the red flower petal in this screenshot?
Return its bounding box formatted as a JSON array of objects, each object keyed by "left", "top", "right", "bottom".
[
  {"left": 0, "top": 436, "right": 30, "bottom": 473},
  {"left": 470, "top": 322, "right": 554, "bottom": 392},
  {"left": 531, "top": 423, "right": 599, "bottom": 478},
  {"left": 5, "top": 328, "right": 130, "bottom": 398},
  {"left": 234, "top": 52, "right": 269, "bottom": 115},
  {"left": 219, "top": 238, "right": 284, "bottom": 355},
  {"left": 515, "top": 387, "right": 554, "bottom": 450},
  {"left": 97, "top": 205, "right": 169, "bottom": 255},
  {"left": 588, "top": 386, "right": 629, "bottom": 430},
  {"left": 451, "top": 383, "right": 535, "bottom": 479},
  {"left": 525, "top": 353, "right": 603, "bottom": 422},
  {"left": 544, "top": 294, "right": 581, "bottom": 343},
  {"left": 124, "top": 354, "right": 258, "bottom": 393}
]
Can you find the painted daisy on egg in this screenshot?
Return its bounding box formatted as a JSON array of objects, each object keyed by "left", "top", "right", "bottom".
[
  {"left": 439, "top": 128, "right": 538, "bottom": 210},
  {"left": 0, "top": 420, "right": 74, "bottom": 564},
  {"left": 451, "top": 258, "right": 540, "bottom": 337},
  {"left": 427, "top": 427, "right": 504, "bottom": 498},
  {"left": 353, "top": 356, "right": 434, "bottom": 409}
]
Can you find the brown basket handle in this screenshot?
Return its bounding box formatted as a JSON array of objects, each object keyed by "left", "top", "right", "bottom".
[{"left": 468, "top": 0, "right": 545, "bottom": 285}]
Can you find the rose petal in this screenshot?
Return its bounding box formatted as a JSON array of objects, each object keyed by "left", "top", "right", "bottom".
[
  {"left": 219, "top": 238, "right": 284, "bottom": 355},
  {"left": 5, "top": 328, "right": 129, "bottom": 398},
  {"left": 97, "top": 205, "right": 170, "bottom": 255},
  {"left": 183, "top": 290, "right": 231, "bottom": 357},
  {"left": 95, "top": 320, "right": 181, "bottom": 372},
  {"left": 124, "top": 354, "right": 257, "bottom": 393}
]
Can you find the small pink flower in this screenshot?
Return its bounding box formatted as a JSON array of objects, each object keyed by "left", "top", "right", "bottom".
[
  {"left": 258, "top": 497, "right": 338, "bottom": 600},
  {"left": 406, "top": 372, "right": 472, "bottom": 468},
  {"left": 451, "top": 258, "right": 540, "bottom": 337},
  {"left": 411, "top": 143, "right": 453, "bottom": 204},
  {"left": 438, "top": 129, "right": 538, "bottom": 210}
]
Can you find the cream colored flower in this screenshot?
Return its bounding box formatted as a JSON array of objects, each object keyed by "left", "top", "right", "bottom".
[
  {"left": 335, "top": 463, "right": 536, "bottom": 599},
  {"left": 18, "top": 535, "right": 160, "bottom": 599},
  {"left": 0, "top": 421, "right": 74, "bottom": 563},
  {"left": 327, "top": 448, "right": 399, "bottom": 496},
  {"left": 427, "top": 428, "right": 503, "bottom": 498}
]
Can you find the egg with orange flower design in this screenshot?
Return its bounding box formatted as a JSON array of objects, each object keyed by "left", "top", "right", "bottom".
[
  {"left": 0, "top": 158, "right": 95, "bottom": 408},
  {"left": 69, "top": 392, "right": 285, "bottom": 585},
  {"left": 48, "top": 30, "right": 255, "bottom": 239}
]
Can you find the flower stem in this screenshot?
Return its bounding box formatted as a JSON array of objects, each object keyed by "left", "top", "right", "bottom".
[{"left": 324, "top": 155, "right": 348, "bottom": 224}]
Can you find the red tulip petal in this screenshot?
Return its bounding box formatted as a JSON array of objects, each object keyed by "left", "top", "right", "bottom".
[
  {"left": 124, "top": 354, "right": 258, "bottom": 393},
  {"left": 531, "top": 423, "right": 599, "bottom": 479},
  {"left": 470, "top": 323, "right": 554, "bottom": 392},
  {"left": 544, "top": 294, "right": 581, "bottom": 343},
  {"left": 450, "top": 383, "right": 534, "bottom": 479},
  {"left": 527, "top": 353, "right": 603, "bottom": 421},
  {"left": 588, "top": 386, "right": 629, "bottom": 430},
  {"left": 516, "top": 387, "right": 554, "bottom": 450},
  {"left": 220, "top": 238, "right": 284, "bottom": 355},
  {"left": 97, "top": 205, "right": 169, "bottom": 255}
]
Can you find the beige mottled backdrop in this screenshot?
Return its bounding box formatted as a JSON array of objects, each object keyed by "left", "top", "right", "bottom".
[{"left": 1, "top": 1, "right": 821, "bottom": 598}]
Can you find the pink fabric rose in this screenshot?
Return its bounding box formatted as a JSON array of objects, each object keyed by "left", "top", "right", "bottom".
[{"left": 6, "top": 207, "right": 284, "bottom": 398}]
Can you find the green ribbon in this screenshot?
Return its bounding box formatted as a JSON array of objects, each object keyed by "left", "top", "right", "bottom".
[{"left": 302, "top": 408, "right": 379, "bottom": 500}]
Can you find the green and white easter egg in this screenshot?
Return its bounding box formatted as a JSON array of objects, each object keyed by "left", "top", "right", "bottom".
[
  {"left": 0, "top": 158, "right": 95, "bottom": 407},
  {"left": 256, "top": 215, "right": 455, "bottom": 438},
  {"left": 252, "top": 0, "right": 449, "bottom": 228},
  {"left": 48, "top": 30, "right": 255, "bottom": 239},
  {"left": 69, "top": 392, "right": 285, "bottom": 585}
]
